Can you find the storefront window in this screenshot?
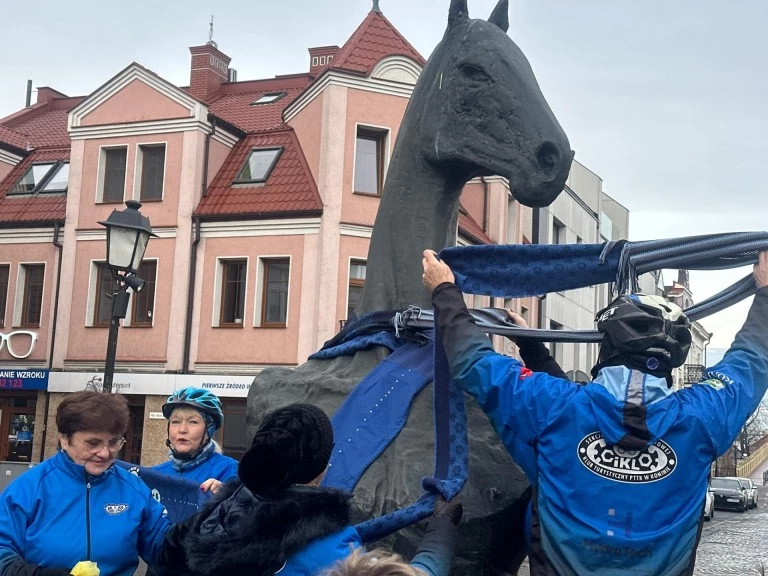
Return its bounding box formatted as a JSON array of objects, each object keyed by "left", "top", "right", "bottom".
[
  {"left": 215, "top": 398, "right": 248, "bottom": 461},
  {"left": 0, "top": 394, "right": 37, "bottom": 463}
]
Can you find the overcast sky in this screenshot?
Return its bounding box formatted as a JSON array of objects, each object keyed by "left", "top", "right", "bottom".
[{"left": 2, "top": 0, "right": 765, "bottom": 352}]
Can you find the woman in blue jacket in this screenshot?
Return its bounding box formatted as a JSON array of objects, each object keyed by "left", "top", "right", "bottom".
[
  {"left": 0, "top": 391, "right": 170, "bottom": 576},
  {"left": 152, "top": 388, "right": 238, "bottom": 494}
]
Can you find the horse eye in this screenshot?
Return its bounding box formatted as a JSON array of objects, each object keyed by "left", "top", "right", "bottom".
[{"left": 460, "top": 64, "right": 491, "bottom": 84}]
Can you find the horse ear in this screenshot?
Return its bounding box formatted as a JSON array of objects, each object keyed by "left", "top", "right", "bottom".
[
  {"left": 448, "top": 0, "right": 469, "bottom": 28},
  {"left": 488, "top": 0, "right": 509, "bottom": 32}
]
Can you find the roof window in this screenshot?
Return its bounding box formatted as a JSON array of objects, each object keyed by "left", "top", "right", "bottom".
[
  {"left": 251, "top": 92, "right": 286, "bottom": 105},
  {"left": 234, "top": 148, "right": 282, "bottom": 184},
  {"left": 9, "top": 162, "right": 70, "bottom": 194}
]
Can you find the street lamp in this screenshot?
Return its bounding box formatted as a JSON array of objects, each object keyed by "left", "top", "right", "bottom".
[{"left": 98, "top": 200, "right": 156, "bottom": 393}]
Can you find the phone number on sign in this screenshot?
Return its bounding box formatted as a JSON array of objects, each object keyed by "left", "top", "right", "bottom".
[{"left": 0, "top": 379, "right": 24, "bottom": 389}]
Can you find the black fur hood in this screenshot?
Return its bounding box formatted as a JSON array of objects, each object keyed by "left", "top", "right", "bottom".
[{"left": 181, "top": 482, "right": 353, "bottom": 576}]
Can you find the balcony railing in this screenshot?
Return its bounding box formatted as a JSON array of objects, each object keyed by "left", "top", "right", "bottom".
[{"left": 685, "top": 364, "right": 705, "bottom": 385}]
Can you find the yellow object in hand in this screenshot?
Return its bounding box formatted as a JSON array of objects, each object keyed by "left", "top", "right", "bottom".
[{"left": 70, "top": 561, "right": 100, "bottom": 576}]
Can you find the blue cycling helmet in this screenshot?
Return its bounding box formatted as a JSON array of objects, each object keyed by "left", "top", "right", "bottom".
[{"left": 162, "top": 387, "right": 224, "bottom": 434}]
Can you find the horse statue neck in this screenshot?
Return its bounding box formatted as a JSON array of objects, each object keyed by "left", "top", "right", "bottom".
[{"left": 357, "top": 141, "right": 464, "bottom": 315}]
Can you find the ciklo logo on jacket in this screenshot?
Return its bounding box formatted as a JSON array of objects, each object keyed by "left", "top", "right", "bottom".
[
  {"left": 104, "top": 504, "right": 129, "bottom": 515},
  {"left": 577, "top": 432, "right": 677, "bottom": 483}
]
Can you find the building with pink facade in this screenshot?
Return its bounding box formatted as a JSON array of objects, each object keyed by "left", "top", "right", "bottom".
[{"left": 0, "top": 5, "right": 575, "bottom": 467}]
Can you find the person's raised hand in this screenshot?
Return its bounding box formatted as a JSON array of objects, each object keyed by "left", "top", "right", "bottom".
[
  {"left": 755, "top": 251, "right": 768, "bottom": 290},
  {"left": 433, "top": 496, "right": 463, "bottom": 526},
  {"left": 506, "top": 309, "right": 529, "bottom": 329},
  {"left": 422, "top": 250, "right": 455, "bottom": 292}
]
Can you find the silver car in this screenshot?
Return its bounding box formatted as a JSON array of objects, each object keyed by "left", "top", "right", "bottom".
[{"left": 733, "top": 477, "right": 759, "bottom": 509}]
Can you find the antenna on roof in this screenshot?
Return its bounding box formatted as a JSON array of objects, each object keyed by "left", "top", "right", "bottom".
[
  {"left": 207, "top": 15, "right": 217, "bottom": 48},
  {"left": 372, "top": 0, "right": 381, "bottom": 12}
]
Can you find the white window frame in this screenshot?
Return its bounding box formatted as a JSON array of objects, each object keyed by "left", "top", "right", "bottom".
[
  {"left": 133, "top": 142, "right": 167, "bottom": 202},
  {"left": 352, "top": 122, "right": 391, "bottom": 196},
  {"left": 96, "top": 144, "right": 130, "bottom": 204},
  {"left": 0, "top": 262, "right": 10, "bottom": 328},
  {"left": 344, "top": 257, "right": 367, "bottom": 320},
  {"left": 213, "top": 257, "right": 249, "bottom": 327},
  {"left": 312, "top": 56, "right": 319, "bottom": 66},
  {"left": 13, "top": 262, "right": 46, "bottom": 328},
  {"left": 253, "top": 255, "right": 291, "bottom": 328},
  {"left": 128, "top": 258, "right": 159, "bottom": 327}
]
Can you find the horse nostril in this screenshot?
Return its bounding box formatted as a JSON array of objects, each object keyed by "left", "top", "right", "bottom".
[{"left": 536, "top": 141, "right": 561, "bottom": 173}]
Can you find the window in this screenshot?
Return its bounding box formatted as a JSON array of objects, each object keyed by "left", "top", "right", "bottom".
[
  {"left": 94, "top": 263, "right": 119, "bottom": 326},
  {"left": 21, "top": 265, "right": 44, "bottom": 327},
  {"left": 215, "top": 399, "right": 248, "bottom": 461},
  {"left": 131, "top": 261, "right": 157, "bottom": 326},
  {"left": 549, "top": 320, "right": 564, "bottom": 366},
  {"left": 319, "top": 56, "right": 326, "bottom": 65},
  {"left": 354, "top": 127, "right": 387, "bottom": 195},
  {"left": 103, "top": 147, "right": 127, "bottom": 203},
  {"left": 520, "top": 306, "right": 530, "bottom": 325},
  {"left": 251, "top": 93, "right": 286, "bottom": 105},
  {"left": 552, "top": 218, "right": 566, "bottom": 245},
  {"left": 139, "top": 145, "right": 165, "bottom": 201},
  {"left": 261, "top": 259, "right": 289, "bottom": 327},
  {"left": 347, "top": 260, "right": 366, "bottom": 319},
  {"left": 220, "top": 260, "right": 247, "bottom": 326},
  {"left": 0, "top": 265, "right": 8, "bottom": 327},
  {"left": 312, "top": 57, "right": 319, "bottom": 66},
  {"left": 235, "top": 149, "right": 281, "bottom": 184},
  {"left": 10, "top": 162, "right": 69, "bottom": 195}
]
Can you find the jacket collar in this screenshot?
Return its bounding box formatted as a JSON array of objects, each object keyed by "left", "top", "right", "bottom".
[
  {"left": 594, "top": 365, "right": 672, "bottom": 405},
  {"left": 53, "top": 448, "right": 116, "bottom": 484}
]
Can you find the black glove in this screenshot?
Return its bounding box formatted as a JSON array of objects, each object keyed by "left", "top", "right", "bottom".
[
  {"left": 433, "top": 496, "right": 463, "bottom": 526},
  {"left": 1, "top": 557, "right": 71, "bottom": 576}
]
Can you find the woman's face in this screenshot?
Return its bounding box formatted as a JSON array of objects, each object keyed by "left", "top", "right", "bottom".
[
  {"left": 60, "top": 431, "right": 125, "bottom": 476},
  {"left": 168, "top": 407, "right": 207, "bottom": 455}
]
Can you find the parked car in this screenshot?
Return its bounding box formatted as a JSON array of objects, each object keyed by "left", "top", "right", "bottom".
[
  {"left": 710, "top": 477, "right": 749, "bottom": 512},
  {"left": 733, "top": 477, "right": 759, "bottom": 509},
  {"left": 703, "top": 486, "right": 715, "bottom": 521}
]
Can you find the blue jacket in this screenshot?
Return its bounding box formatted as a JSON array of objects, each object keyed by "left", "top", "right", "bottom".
[
  {"left": 0, "top": 450, "right": 170, "bottom": 576},
  {"left": 152, "top": 451, "right": 239, "bottom": 485},
  {"left": 280, "top": 526, "right": 361, "bottom": 575},
  {"left": 434, "top": 283, "right": 768, "bottom": 576}
]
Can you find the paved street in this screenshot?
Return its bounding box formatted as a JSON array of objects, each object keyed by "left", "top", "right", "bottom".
[
  {"left": 694, "top": 486, "right": 768, "bottom": 575},
  {"left": 517, "top": 487, "right": 768, "bottom": 575}
]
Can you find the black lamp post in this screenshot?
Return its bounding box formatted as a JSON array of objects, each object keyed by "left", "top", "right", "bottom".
[{"left": 98, "top": 200, "right": 156, "bottom": 393}]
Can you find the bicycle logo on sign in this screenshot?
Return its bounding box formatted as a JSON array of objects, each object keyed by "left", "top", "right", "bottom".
[{"left": 0, "top": 331, "right": 38, "bottom": 360}]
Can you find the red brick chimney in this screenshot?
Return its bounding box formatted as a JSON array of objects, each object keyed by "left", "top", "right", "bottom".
[
  {"left": 189, "top": 42, "right": 232, "bottom": 101},
  {"left": 308, "top": 46, "right": 340, "bottom": 77}
]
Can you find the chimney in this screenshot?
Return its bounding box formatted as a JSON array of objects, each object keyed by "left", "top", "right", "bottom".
[
  {"left": 308, "top": 46, "right": 341, "bottom": 76},
  {"left": 36, "top": 86, "right": 68, "bottom": 105},
  {"left": 189, "top": 42, "right": 232, "bottom": 101}
]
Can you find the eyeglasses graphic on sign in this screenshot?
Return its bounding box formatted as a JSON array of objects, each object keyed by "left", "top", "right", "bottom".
[{"left": 0, "top": 331, "right": 38, "bottom": 360}]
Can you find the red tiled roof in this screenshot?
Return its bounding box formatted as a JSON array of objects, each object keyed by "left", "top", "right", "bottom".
[
  {"left": 458, "top": 212, "right": 492, "bottom": 245},
  {"left": 195, "top": 129, "right": 322, "bottom": 218},
  {"left": 0, "top": 148, "right": 70, "bottom": 224},
  {"left": 0, "top": 126, "right": 28, "bottom": 151},
  {"left": 208, "top": 85, "right": 309, "bottom": 133},
  {"left": 330, "top": 10, "right": 426, "bottom": 76},
  {"left": 10, "top": 108, "right": 73, "bottom": 149}
]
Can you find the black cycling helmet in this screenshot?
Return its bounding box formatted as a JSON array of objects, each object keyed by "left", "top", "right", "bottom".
[{"left": 592, "top": 293, "right": 692, "bottom": 381}]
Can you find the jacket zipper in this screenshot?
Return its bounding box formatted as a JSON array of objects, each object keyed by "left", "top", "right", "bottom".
[{"left": 85, "top": 476, "right": 92, "bottom": 560}]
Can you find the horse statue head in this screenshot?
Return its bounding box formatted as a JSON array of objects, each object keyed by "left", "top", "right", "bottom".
[{"left": 416, "top": 0, "right": 573, "bottom": 207}]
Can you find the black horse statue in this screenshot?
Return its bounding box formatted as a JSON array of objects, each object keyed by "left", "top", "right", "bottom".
[{"left": 247, "top": 1, "right": 573, "bottom": 573}]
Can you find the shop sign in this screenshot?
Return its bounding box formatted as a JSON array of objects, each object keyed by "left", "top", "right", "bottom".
[
  {"left": 0, "top": 369, "right": 49, "bottom": 390},
  {"left": 48, "top": 372, "right": 255, "bottom": 398}
]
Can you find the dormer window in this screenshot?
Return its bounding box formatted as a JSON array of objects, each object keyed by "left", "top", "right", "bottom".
[
  {"left": 251, "top": 92, "right": 286, "bottom": 105},
  {"left": 10, "top": 162, "right": 70, "bottom": 194},
  {"left": 234, "top": 148, "right": 282, "bottom": 184}
]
